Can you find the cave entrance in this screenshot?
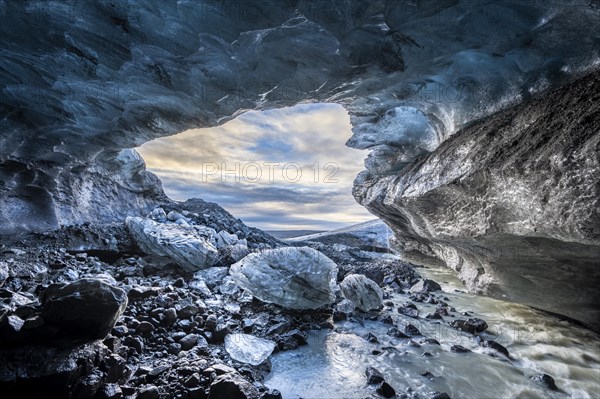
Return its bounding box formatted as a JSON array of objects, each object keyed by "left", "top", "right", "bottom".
[{"left": 137, "top": 103, "right": 374, "bottom": 234}]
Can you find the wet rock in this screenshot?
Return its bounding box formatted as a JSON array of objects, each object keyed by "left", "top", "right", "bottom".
[
  {"left": 136, "top": 321, "right": 154, "bottom": 334},
  {"left": 126, "top": 217, "right": 219, "bottom": 272},
  {"left": 426, "top": 312, "right": 443, "bottom": 320},
  {"left": 431, "top": 392, "right": 452, "bottom": 399},
  {"left": 421, "top": 338, "right": 441, "bottom": 346},
  {"left": 476, "top": 337, "right": 509, "bottom": 357},
  {"left": 164, "top": 308, "right": 177, "bottom": 324},
  {"left": 229, "top": 247, "right": 338, "bottom": 309},
  {"left": 449, "top": 318, "right": 488, "bottom": 334},
  {"left": 180, "top": 333, "right": 202, "bottom": 351},
  {"left": 73, "top": 370, "right": 104, "bottom": 399},
  {"left": 97, "top": 383, "right": 123, "bottom": 399},
  {"left": 387, "top": 326, "right": 410, "bottom": 339},
  {"left": 137, "top": 385, "right": 160, "bottom": 399},
  {"left": 41, "top": 278, "right": 127, "bottom": 340},
  {"left": 410, "top": 279, "right": 442, "bottom": 293},
  {"left": 208, "top": 372, "right": 259, "bottom": 399},
  {"left": 532, "top": 374, "right": 559, "bottom": 391},
  {"left": 421, "top": 371, "right": 435, "bottom": 378},
  {"left": 364, "top": 332, "right": 379, "bottom": 343},
  {"left": 403, "top": 323, "right": 420, "bottom": 336},
  {"left": 398, "top": 305, "right": 419, "bottom": 318},
  {"left": 366, "top": 366, "right": 385, "bottom": 385},
  {"left": 377, "top": 381, "right": 396, "bottom": 398},
  {"left": 450, "top": 345, "right": 471, "bottom": 353},
  {"left": 225, "top": 334, "right": 276, "bottom": 365},
  {"left": 339, "top": 274, "right": 383, "bottom": 311}
]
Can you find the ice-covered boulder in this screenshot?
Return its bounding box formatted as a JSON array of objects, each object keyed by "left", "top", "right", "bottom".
[
  {"left": 224, "top": 334, "right": 276, "bottom": 366},
  {"left": 229, "top": 247, "right": 338, "bottom": 309},
  {"left": 339, "top": 274, "right": 383, "bottom": 312},
  {"left": 126, "top": 217, "right": 219, "bottom": 272}
]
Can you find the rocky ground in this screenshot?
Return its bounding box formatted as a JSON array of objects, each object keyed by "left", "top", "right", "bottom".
[{"left": 0, "top": 200, "right": 560, "bottom": 399}]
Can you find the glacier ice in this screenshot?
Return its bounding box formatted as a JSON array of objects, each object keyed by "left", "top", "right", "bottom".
[
  {"left": 126, "top": 217, "right": 219, "bottom": 272},
  {"left": 229, "top": 247, "right": 338, "bottom": 309},
  {"left": 225, "top": 333, "right": 276, "bottom": 366},
  {"left": 339, "top": 274, "right": 383, "bottom": 312}
]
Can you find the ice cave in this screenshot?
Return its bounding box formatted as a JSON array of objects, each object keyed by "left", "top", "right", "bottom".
[{"left": 0, "top": 1, "right": 599, "bottom": 398}]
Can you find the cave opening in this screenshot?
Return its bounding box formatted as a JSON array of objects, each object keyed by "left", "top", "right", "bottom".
[{"left": 137, "top": 103, "right": 374, "bottom": 233}]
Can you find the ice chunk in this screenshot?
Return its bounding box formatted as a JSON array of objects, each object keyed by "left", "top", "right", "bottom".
[
  {"left": 229, "top": 247, "right": 338, "bottom": 309},
  {"left": 126, "top": 217, "right": 219, "bottom": 272},
  {"left": 225, "top": 334, "right": 276, "bottom": 365},
  {"left": 339, "top": 274, "right": 383, "bottom": 311}
]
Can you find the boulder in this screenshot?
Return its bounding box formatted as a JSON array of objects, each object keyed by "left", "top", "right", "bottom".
[
  {"left": 229, "top": 247, "right": 338, "bottom": 309},
  {"left": 41, "top": 278, "right": 127, "bottom": 340},
  {"left": 208, "top": 372, "right": 259, "bottom": 399},
  {"left": 339, "top": 274, "right": 383, "bottom": 311},
  {"left": 409, "top": 279, "right": 442, "bottom": 293},
  {"left": 126, "top": 217, "right": 219, "bottom": 272}
]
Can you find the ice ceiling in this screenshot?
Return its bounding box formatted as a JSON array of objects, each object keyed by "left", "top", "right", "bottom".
[{"left": 0, "top": 0, "right": 599, "bottom": 230}]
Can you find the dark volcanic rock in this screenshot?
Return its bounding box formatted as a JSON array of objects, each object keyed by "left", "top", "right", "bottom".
[
  {"left": 449, "top": 318, "right": 488, "bottom": 335},
  {"left": 532, "top": 374, "right": 560, "bottom": 391},
  {"left": 41, "top": 278, "right": 127, "bottom": 340},
  {"left": 365, "top": 366, "right": 385, "bottom": 385},
  {"left": 450, "top": 345, "right": 471, "bottom": 353},
  {"left": 376, "top": 381, "right": 396, "bottom": 398},
  {"left": 208, "top": 372, "right": 259, "bottom": 399}
]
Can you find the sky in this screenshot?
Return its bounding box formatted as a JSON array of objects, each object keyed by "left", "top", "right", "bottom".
[{"left": 137, "top": 103, "right": 375, "bottom": 231}]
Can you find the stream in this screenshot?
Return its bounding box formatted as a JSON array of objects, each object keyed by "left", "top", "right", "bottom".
[{"left": 264, "top": 264, "right": 600, "bottom": 398}]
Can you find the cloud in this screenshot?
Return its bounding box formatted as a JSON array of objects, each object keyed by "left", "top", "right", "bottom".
[{"left": 137, "top": 103, "right": 374, "bottom": 230}]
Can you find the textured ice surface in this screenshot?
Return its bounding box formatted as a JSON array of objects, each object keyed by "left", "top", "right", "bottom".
[
  {"left": 126, "top": 217, "right": 219, "bottom": 272},
  {"left": 229, "top": 247, "right": 338, "bottom": 309},
  {"left": 339, "top": 274, "right": 383, "bottom": 312},
  {"left": 224, "top": 333, "right": 276, "bottom": 366},
  {"left": 1, "top": 1, "right": 599, "bottom": 230}
]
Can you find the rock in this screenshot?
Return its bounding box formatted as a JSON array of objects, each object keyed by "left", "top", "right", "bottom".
[
  {"left": 376, "top": 381, "right": 396, "bottom": 398},
  {"left": 449, "top": 318, "right": 488, "bottom": 334},
  {"left": 402, "top": 323, "right": 420, "bottom": 336},
  {"left": 229, "top": 247, "right": 338, "bottom": 309},
  {"left": 365, "top": 366, "right": 385, "bottom": 385},
  {"left": 164, "top": 308, "right": 177, "bottom": 324},
  {"left": 180, "top": 333, "right": 201, "bottom": 351},
  {"left": 450, "top": 345, "right": 471, "bottom": 353},
  {"left": 41, "top": 278, "right": 128, "bottom": 340},
  {"left": 387, "top": 327, "right": 409, "bottom": 339},
  {"left": 97, "top": 383, "right": 123, "bottom": 399},
  {"left": 398, "top": 305, "right": 419, "bottom": 318},
  {"left": 532, "top": 374, "right": 559, "bottom": 391},
  {"left": 431, "top": 392, "right": 452, "bottom": 399},
  {"left": 224, "top": 334, "right": 276, "bottom": 366},
  {"left": 339, "top": 274, "right": 383, "bottom": 311},
  {"left": 126, "top": 217, "right": 219, "bottom": 272},
  {"left": 208, "top": 372, "right": 259, "bottom": 399},
  {"left": 410, "top": 279, "right": 442, "bottom": 293},
  {"left": 136, "top": 321, "right": 154, "bottom": 334},
  {"left": 137, "top": 385, "right": 160, "bottom": 399},
  {"left": 364, "top": 332, "right": 379, "bottom": 343},
  {"left": 476, "top": 337, "right": 509, "bottom": 357}
]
